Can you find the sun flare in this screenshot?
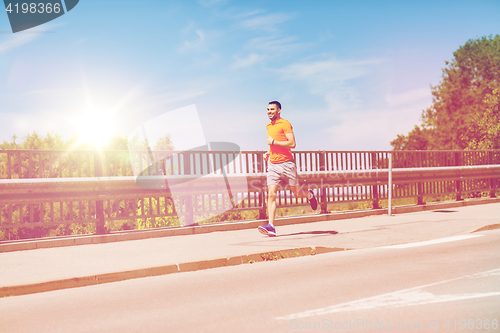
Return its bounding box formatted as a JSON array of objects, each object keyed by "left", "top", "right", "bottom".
[{"left": 75, "top": 110, "right": 115, "bottom": 147}]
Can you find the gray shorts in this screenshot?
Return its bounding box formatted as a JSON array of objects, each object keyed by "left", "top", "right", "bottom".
[{"left": 267, "top": 160, "right": 299, "bottom": 187}]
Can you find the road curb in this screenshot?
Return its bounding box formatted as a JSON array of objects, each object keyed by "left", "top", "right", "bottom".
[
  {"left": 0, "top": 245, "right": 346, "bottom": 298},
  {"left": 1, "top": 197, "right": 499, "bottom": 253}
]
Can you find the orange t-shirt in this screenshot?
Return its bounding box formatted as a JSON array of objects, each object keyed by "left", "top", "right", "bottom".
[{"left": 267, "top": 118, "right": 294, "bottom": 163}]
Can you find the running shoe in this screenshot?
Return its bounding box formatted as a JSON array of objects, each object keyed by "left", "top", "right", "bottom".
[
  {"left": 308, "top": 189, "right": 318, "bottom": 210},
  {"left": 258, "top": 223, "right": 276, "bottom": 236}
]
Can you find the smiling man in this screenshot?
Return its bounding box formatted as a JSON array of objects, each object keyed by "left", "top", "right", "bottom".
[{"left": 258, "top": 101, "right": 317, "bottom": 237}]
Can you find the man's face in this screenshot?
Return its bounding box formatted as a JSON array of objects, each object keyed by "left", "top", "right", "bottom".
[{"left": 267, "top": 104, "right": 280, "bottom": 121}]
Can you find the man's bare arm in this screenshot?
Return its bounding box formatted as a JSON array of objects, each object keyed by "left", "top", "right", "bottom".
[{"left": 267, "top": 132, "right": 296, "bottom": 148}]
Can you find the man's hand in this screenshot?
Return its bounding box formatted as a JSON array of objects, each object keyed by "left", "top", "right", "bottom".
[
  {"left": 266, "top": 133, "right": 296, "bottom": 148},
  {"left": 263, "top": 151, "right": 270, "bottom": 161}
]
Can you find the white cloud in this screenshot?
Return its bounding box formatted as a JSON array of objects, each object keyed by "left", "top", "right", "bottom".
[
  {"left": 16, "top": 88, "right": 61, "bottom": 97},
  {"left": 231, "top": 53, "right": 265, "bottom": 69},
  {"left": 386, "top": 87, "right": 431, "bottom": 107},
  {"left": 0, "top": 111, "right": 74, "bottom": 141},
  {"left": 278, "top": 57, "right": 384, "bottom": 112},
  {"left": 0, "top": 33, "right": 39, "bottom": 56},
  {"left": 239, "top": 12, "right": 296, "bottom": 32},
  {"left": 246, "top": 35, "right": 302, "bottom": 54},
  {"left": 0, "top": 23, "right": 62, "bottom": 55},
  {"left": 72, "top": 37, "right": 88, "bottom": 45},
  {"left": 269, "top": 57, "right": 433, "bottom": 150},
  {"left": 180, "top": 29, "right": 205, "bottom": 51},
  {"left": 324, "top": 107, "right": 421, "bottom": 150},
  {"left": 280, "top": 58, "right": 382, "bottom": 85},
  {"left": 233, "top": 10, "right": 265, "bottom": 19},
  {"left": 229, "top": 11, "right": 305, "bottom": 68},
  {"left": 177, "top": 24, "right": 223, "bottom": 66},
  {"left": 143, "top": 89, "right": 207, "bottom": 111}
]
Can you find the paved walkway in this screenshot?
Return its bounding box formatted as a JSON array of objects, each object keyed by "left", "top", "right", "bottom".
[{"left": 1, "top": 199, "right": 499, "bottom": 297}]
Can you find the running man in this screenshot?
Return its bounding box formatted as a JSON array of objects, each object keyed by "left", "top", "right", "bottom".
[{"left": 258, "top": 101, "right": 317, "bottom": 236}]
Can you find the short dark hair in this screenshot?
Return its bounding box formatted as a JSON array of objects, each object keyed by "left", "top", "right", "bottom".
[{"left": 268, "top": 101, "right": 281, "bottom": 110}]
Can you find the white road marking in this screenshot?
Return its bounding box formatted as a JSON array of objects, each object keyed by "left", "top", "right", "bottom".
[
  {"left": 380, "top": 234, "right": 483, "bottom": 249},
  {"left": 276, "top": 268, "right": 500, "bottom": 320}
]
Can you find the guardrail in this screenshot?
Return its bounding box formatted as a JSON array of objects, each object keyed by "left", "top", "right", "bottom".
[
  {"left": 2, "top": 149, "right": 500, "bottom": 179},
  {"left": 1, "top": 161, "right": 499, "bottom": 240}
]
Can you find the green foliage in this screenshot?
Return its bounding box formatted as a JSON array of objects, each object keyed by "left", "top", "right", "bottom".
[
  {"left": 0, "top": 131, "right": 176, "bottom": 241},
  {"left": 105, "top": 134, "right": 129, "bottom": 150},
  {"left": 135, "top": 197, "right": 179, "bottom": 229},
  {"left": 154, "top": 134, "right": 174, "bottom": 151},
  {"left": 391, "top": 126, "right": 431, "bottom": 151},
  {"left": 0, "top": 131, "right": 68, "bottom": 150},
  {"left": 466, "top": 89, "right": 500, "bottom": 149},
  {"left": 127, "top": 133, "right": 174, "bottom": 152},
  {"left": 392, "top": 35, "right": 500, "bottom": 150}
]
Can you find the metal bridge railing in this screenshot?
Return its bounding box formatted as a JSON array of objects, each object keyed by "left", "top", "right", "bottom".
[
  {"left": 0, "top": 164, "right": 499, "bottom": 235},
  {"left": 1, "top": 149, "right": 499, "bottom": 241},
  {"left": 2, "top": 149, "right": 500, "bottom": 179}
]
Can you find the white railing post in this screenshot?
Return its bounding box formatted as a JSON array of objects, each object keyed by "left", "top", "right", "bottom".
[{"left": 388, "top": 152, "right": 393, "bottom": 216}]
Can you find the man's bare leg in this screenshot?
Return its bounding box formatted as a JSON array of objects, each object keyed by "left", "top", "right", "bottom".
[
  {"left": 289, "top": 185, "right": 311, "bottom": 199},
  {"left": 267, "top": 184, "right": 278, "bottom": 226},
  {"left": 289, "top": 184, "right": 318, "bottom": 210}
]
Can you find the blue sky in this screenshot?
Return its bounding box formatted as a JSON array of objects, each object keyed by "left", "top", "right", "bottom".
[{"left": 1, "top": 0, "right": 499, "bottom": 151}]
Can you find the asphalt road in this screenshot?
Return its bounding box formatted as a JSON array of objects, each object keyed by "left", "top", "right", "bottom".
[{"left": 1, "top": 229, "right": 499, "bottom": 333}]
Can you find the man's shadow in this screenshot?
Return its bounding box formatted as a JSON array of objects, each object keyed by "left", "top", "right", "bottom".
[{"left": 276, "top": 230, "right": 339, "bottom": 237}]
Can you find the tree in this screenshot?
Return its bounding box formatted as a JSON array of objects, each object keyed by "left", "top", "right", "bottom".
[
  {"left": 154, "top": 134, "right": 174, "bottom": 151},
  {"left": 0, "top": 131, "right": 67, "bottom": 150},
  {"left": 390, "top": 125, "right": 431, "bottom": 151},
  {"left": 465, "top": 89, "right": 500, "bottom": 149},
  {"left": 392, "top": 35, "right": 500, "bottom": 150},
  {"left": 1, "top": 131, "right": 180, "bottom": 241},
  {"left": 105, "top": 133, "right": 129, "bottom": 150}
]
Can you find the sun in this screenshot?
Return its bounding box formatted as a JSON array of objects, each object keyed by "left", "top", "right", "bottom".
[{"left": 75, "top": 110, "right": 115, "bottom": 147}]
